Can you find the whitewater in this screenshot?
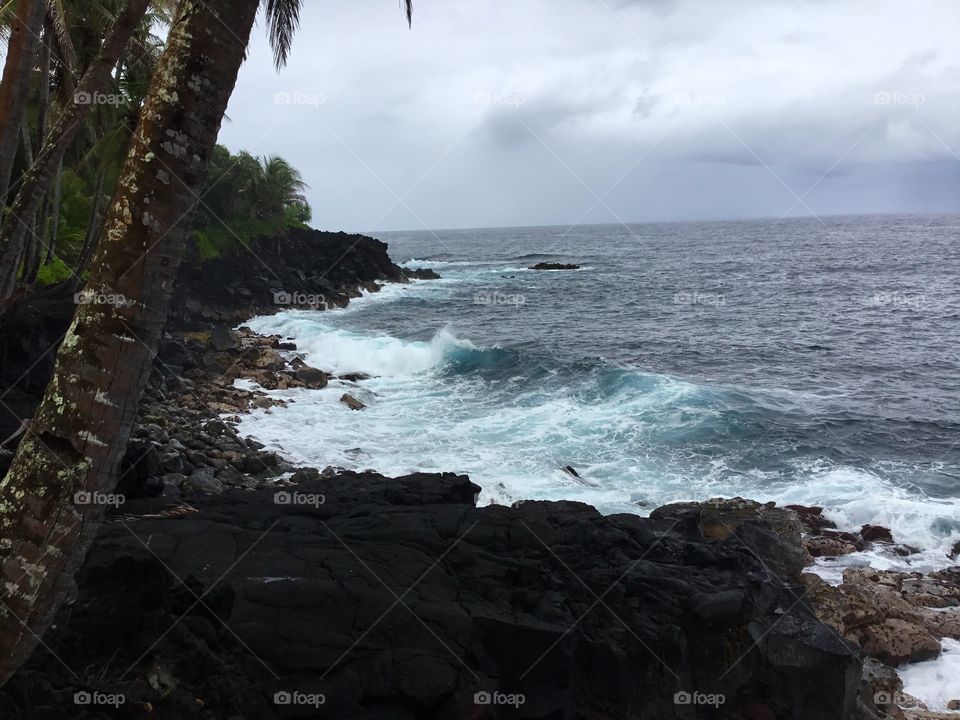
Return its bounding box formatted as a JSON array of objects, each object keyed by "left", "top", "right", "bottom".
[
  {"left": 231, "top": 216, "right": 960, "bottom": 705},
  {"left": 233, "top": 216, "right": 960, "bottom": 582}
]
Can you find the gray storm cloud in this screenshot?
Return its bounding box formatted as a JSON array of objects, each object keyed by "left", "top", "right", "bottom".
[{"left": 218, "top": 0, "right": 960, "bottom": 231}]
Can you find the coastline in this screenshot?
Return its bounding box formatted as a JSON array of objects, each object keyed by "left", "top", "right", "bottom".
[{"left": 0, "top": 230, "right": 957, "bottom": 718}]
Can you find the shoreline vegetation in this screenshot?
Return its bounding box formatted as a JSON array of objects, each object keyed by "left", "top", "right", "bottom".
[{"left": 0, "top": 1, "right": 954, "bottom": 718}]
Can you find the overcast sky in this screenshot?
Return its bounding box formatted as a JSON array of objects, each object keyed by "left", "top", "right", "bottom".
[{"left": 218, "top": 0, "right": 960, "bottom": 232}]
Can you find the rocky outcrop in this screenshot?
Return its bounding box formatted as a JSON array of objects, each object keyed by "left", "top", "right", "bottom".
[
  {"left": 0, "top": 473, "right": 861, "bottom": 719},
  {"left": 169, "top": 228, "right": 428, "bottom": 326},
  {"left": 529, "top": 262, "right": 580, "bottom": 271},
  {"left": 650, "top": 497, "right": 808, "bottom": 580},
  {"left": 0, "top": 228, "right": 434, "bottom": 476},
  {"left": 803, "top": 568, "right": 960, "bottom": 668}
]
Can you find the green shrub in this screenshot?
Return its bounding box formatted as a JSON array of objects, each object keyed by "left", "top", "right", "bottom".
[{"left": 35, "top": 256, "right": 74, "bottom": 286}]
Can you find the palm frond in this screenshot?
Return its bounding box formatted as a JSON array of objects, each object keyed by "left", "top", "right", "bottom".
[
  {"left": 263, "top": 0, "right": 302, "bottom": 70},
  {"left": 263, "top": 0, "right": 412, "bottom": 70},
  {"left": 46, "top": 0, "right": 77, "bottom": 72}
]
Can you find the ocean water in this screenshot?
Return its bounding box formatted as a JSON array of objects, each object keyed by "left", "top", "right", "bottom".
[{"left": 238, "top": 214, "right": 960, "bottom": 576}]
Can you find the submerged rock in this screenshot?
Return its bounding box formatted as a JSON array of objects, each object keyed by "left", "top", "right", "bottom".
[
  {"left": 529, "top": 262, "right": 580, "bottom": 270},
  {"left": 340, "top": 393, "right": 366, "bottom": 411}
]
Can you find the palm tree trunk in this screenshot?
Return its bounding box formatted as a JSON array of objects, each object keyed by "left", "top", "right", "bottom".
[
  {"left": 72, "top": 166, "right": 107, "bottom": 285},
  {"left": 0, "top": 0, "right": 45, "bottom": 206},
  {"left": 0, "top": 0, "right": 260, "bottom": 686},
  {"left": 42, "top": 160, "right": 63, "bottom": 266},
  {"left": 0, "top": 0, "right": 153, "bottom": 304},
  {"left": 35, "top": 18, "right": 53, "bottom": 152}
]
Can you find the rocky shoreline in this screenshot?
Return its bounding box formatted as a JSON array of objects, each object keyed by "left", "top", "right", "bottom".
[{"left": 0, "top": 230, "right": 958, "bottom": 718}]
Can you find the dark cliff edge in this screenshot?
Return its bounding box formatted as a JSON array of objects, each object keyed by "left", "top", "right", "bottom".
[
  {"left": 0, "top": 229, "right": 432, "bottom": 455},
  {"left": 0, "top": 229, "right": 870, "bottom": 719}
]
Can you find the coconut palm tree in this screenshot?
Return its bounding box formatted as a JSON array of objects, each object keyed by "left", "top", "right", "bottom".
[
  {"left": 0, "top": 0, "right": 155, "bottom": 305},
  {"left": 0, "top": 0, "right": 45, "bottom": 205},
  {"left": 0, "top": 0, "right": 413, "bottom": 686},
  {"left": 247, "top": 155, "right": 308, "bottom": 226}
]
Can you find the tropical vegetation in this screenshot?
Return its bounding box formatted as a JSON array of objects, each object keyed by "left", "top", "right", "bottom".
[{"left": 0, "top": 0, "right": 412, "bottom": 685}]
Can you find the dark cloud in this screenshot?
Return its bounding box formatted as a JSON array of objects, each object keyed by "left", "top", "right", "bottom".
[{"left": 218, "top": 0, "right": 960, "bottom": 231}]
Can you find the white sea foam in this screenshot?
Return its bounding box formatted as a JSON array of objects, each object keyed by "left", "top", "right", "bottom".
[
  {"left": 899, "top": 638, "right": 960, "bottom": 712},
  {"left": 236, "top": 301, "right": 960, "bottom": 577}
]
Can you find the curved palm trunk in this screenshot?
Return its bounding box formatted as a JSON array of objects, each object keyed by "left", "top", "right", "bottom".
[
  {"left": 0, "top": 0, "right": 153, "bottom": 305},
  {"left": 0, "top": 0, "right": 45, "bottom": 206},
  {"left": 0, "top": 0, "right": 260, "bottom": 686}
]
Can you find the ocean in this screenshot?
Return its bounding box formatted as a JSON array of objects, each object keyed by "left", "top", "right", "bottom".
[{"left": 239, "top": 214, "right": 960, "bottom": 580}]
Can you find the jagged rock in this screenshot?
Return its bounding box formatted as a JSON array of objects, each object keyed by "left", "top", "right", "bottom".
[
  {"left": 1, "top": 472, "right": 861, "bottom": 720},
  {"left": 857, "top": 657, "right": 907, "bottom": 720},
  {"left": 181, "top": 467, "right": 225, "bottom": 496},
  {"left": 862, "top": 525, "right": 895, "bottom": 544},
  {"left": 805, "top": 567, "right": 960, "bottom": 669},
  {"left": 340, "top": 393, "right": 366, "bottom": 411},
  {"left": 807, "top": 535, "right": 858, "bottom": 557},
  {"left": 650, "top": 497, "right": 807, "bottom": 579},
  {"left": 289, "top": 467, "right": 321, "bottom": 484},
  {"left": 296, "top": 366, "right": 328, "bottom": 389},
  {"left": 403, "top": 267, "right": 441, "bottom": 280},
  {"left": 210, "top": 324, "right": 237, "bottom": 351},
  {"left": 243, "top": 452, "right": 281, "bottom": 475},
  {"left": 859, "top": 618, "right": 940, "bottom": 665},
  {"left": 338, "top": 372, "right": 372, "bottom": 382},
  {"left": 786, "top": 504, "right": 838, "bottom": 534}
]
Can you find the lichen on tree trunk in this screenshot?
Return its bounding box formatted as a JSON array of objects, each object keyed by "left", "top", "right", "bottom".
[{"left": 0, "top": 0, "right": 261, "bottom": 686}]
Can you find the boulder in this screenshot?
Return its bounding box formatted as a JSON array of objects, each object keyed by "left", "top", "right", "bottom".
[
  {"left": 181, "top": 467, "right": 226, "bottom": 496},
  {"left": 340, "top": 393, "right": 366, "bottom": 411},
  {"left": 650, "top": 497, "right": 807, "bottom": 580},
  {"left": 295, "top": 366, "right": 328, "bottom": 389},
  {"left": 862, "top": 524, "right": 895, "bottom": 544},
  {"left": 858, "top": 618, "right": 940, "bottom": 665},
  {"left": 210, "top": 324, "right": 238, "bottom": 351}
]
